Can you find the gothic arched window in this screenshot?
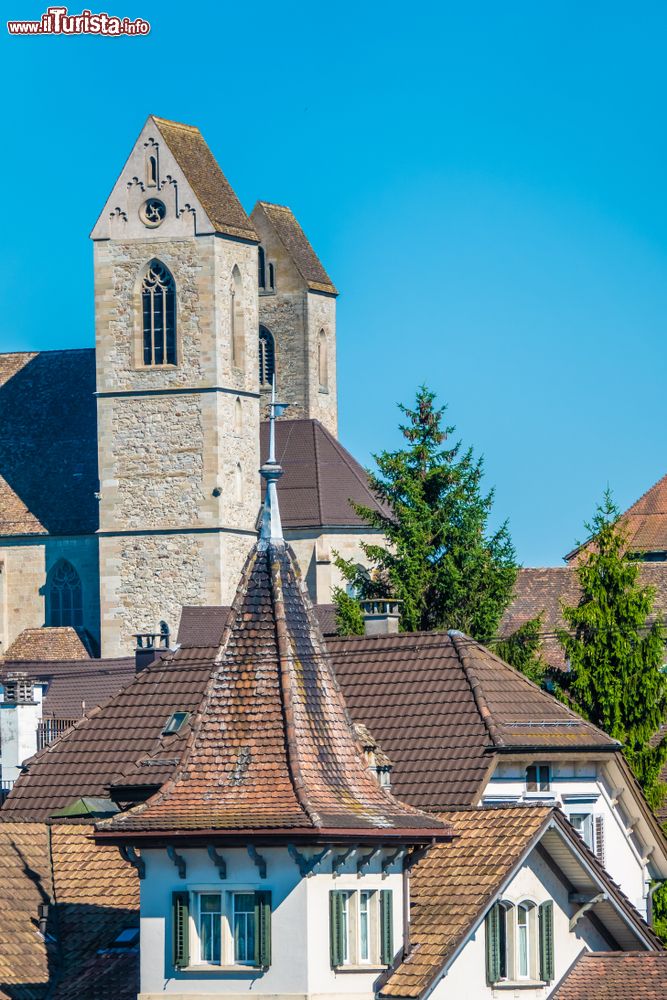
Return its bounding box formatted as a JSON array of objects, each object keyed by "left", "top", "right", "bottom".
[
  {"left": 47, "top": 560, "right": 83, "bottom": 628},
  {"left": 259, "top": 326, "right": 275, "bottom": 386},
  {"left": 142, "top": 260, "right": 176, "bottom": 366}
]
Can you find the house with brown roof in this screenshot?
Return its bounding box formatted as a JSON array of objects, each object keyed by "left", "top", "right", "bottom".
[
  {"left": 0, "top": 114, "right": 384, "bottom": 663},
  {"left": 1, "top": 449, "right": 666, "bottom": 998},
  {"left": 378, "top": 805, "right": 662, "bottom": 1000}
]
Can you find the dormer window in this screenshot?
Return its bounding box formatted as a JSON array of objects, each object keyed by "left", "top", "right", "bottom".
[{"left": 526, "top": 764, "right": 550, "bottom": 792}]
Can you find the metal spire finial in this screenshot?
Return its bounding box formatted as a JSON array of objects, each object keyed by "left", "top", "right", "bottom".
[{"left": 260, "top": 376, "right": 289, "bottom": 546}]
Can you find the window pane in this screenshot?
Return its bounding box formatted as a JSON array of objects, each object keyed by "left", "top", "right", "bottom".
[
  {"left": 518, "top": 907, "right": 528, "bottom": 977},
  {"left": 360, "top": 891, "right": 370, "bottom": 962},
  {"left": 526, "top": 765, "right": 537, "bottom": 791},
  {"left": 341, "top": 893, "right": 350, "bottom": 963},
  {"left": 498, "top": 906, "right": 507, "bottom": 979},
  {"left": 199, "top": 894, "right": 222, "bottom": 964},
  {"left": 234, "top": 893, "right": 256, "bottom": 963}
]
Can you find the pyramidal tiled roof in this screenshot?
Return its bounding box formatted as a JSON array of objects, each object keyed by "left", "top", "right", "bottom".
[
  {"left": 151, "top": 116, "right": 258, "bottom": 242},
  {"left": 566, "top": 473, "right": 667, "bottom": 562},
  {"left": 254, "top": 202, "right": 337, "bottom": 295},
  {"left": 100, "top": 542, "right": 449, "bottom": 839}
]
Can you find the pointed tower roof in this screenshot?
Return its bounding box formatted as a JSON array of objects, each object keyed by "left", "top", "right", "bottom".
[
  {"left": 566, "top": 473, "right": 667, "bottom": 562},
  {"left": 151, "top": 117, "right": 258, "bottom": 241},
  {"left": 252, "top": 202, "right": 337, "bottom": 295},
  {"left": 99, "top": 542, "right": 448, "bottom": 840}
]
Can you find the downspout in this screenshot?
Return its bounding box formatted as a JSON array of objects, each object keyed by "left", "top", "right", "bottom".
[{"left": 402, "top": 863, "right": 411, "bottom": 959}]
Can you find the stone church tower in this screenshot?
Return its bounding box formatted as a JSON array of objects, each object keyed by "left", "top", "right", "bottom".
[
  {"left": 251, "top": 202, "right": 338, "bottom": 435},
  {"left": 91, "top": 116, "right": 261, "bottom": 656}
]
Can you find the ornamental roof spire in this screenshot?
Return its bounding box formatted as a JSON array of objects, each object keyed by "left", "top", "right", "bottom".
[{"left": 259, "top": 377, "right": 288, "bottom": 547}]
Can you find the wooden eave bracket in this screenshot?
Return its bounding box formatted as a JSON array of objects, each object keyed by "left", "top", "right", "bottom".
[
  {"left": 167, "top": 845, "right": 187, "bottom": 879},
  {"left": 569, "top": 892, "right": 607, "bottom": 930},
  {"left": 288, "top": 843, "right": 332, "bottom": 877},
  {"left": 207, "top": 845, "right": 227, "bottom": 879},
  {"left": 332, "top": 844, "right": 358, "bottom": 876},
  {"left": 382, "top": 847, "right": 406, "bottom": 875},
  {"left": 248, "top": 844, "right": 267, "bottom": 879},
  {"left": 119, "top": 844, "right": 145, "bottom": 879},
  {"left": 357, "top": 846, "right": 382, "bottom": 876}
]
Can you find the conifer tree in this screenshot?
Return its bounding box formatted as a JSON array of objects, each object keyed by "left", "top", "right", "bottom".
[
  {"left": 557, "top": 491, "right": 667, "bottom": 810},
  {"left": 334, "top": 386, "right": 517, "bottom": 638},
  {"left": 491, "top": 614, "right": 548, "bottom": 686}
]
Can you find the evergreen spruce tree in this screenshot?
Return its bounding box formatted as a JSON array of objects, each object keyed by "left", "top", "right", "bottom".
[
  {"left": 331, "top": 586, "right": 365, "bottom": 636},
  {"left": 334, "top": 386, "right": 517, "bottom": 639},
  {"left": 557, "top": 490, "right": 667, "bottom": 810},
  {"left": 491, "top": 615, "right": 548, "bottom": 686}
]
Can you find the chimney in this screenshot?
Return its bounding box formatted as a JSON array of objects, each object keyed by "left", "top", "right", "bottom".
[
  {"left": 360, "top": 599, "right": 402, "bottom": 636},
  {"left": 133, "top": 622, "right": 170, "bottom": 673}
]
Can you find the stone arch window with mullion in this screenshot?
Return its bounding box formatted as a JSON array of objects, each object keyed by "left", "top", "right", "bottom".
[
  {"left": 47, "top": 559, "right": 83, "bottom": 628},
  {"left": 141, "top": 259, "right": 177, "bottom": 367}
]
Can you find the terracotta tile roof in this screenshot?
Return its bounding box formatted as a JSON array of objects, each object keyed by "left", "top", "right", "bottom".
[
  {"left": 0, "top": 350, "right": 98, "bottom": 537},
  {"left": 176, "top": 606, "right": 232, "bottom": 647},
  {"left": 0, "top": 821, "right": 138, "bottom": 1000},
  {"left": 152, "top": 117, "right": 257, "bottom": 242},
  {"left": 4, "top": 623, "right": 616, "bottom": 820},
  {"left": 380, "top": 806, "right": 551, "bottom": 997},
  {"left": 176, "top": 603, "right": 337, "bottom": 646},
  {"left": 501, "top": 564, "right": 667, "bottom": 670},
  {"left": 0, "top": 821, "right": 53, "bottom": 997},
  {"left": 0, "top": 657, "right": 134, "bottom": 721},
  {"left": 3, "top": 629, "right": 91, "bottom": 663},
  {"left": 567, "top": 474, "right": 667, "bottom": 562},
  {"left": 1, "top": 653, "right": 208, "bottom": 820},
  {"left": 260, "top": 418, "right": 388, "bottom": 529},
  {"left": 551, "top": 951, "right": 667, "bottom": 999},
  {"left": 381, "top": 807, "right": 662, "bottom": 999},
  {"left": 102, "top": 543, "right": 450, "bottom": 838},
  {"left": 328, "top": 630, "right": 615, "bottom": 811},
  {"left": 254, "top": 202, "right": 337, "bottom": 294}
]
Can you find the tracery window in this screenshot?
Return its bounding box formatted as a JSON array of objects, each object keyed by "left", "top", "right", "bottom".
[
  {"left": 47, "top": 560, "right": 83, "bottom": 628},
  {"left": 259, "top": 326, "right": 276, "bottom": 386},
  {"left": 142, "top": 260, "right": 176, "bottom": 366}
]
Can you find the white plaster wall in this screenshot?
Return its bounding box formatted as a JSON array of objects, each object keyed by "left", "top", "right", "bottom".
[
  {"left": 139, "top": 846, "right": 402, "bottom": 1000},
  {"left": 482, "top": 759, "right": 648, "bottom": 917},
  {"left": 429, "top": 848, "right": 611, "bottom": 1000},
  {"left": 0, "top": 696, "right": 42, "bottom": 783}
]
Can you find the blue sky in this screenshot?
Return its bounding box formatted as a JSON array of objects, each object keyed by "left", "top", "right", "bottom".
[{"left": 1, "top": 1, "right": 666, "bottom": 565}]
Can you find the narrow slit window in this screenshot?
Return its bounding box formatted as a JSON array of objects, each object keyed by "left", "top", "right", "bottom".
[
  {"left": 142, "top": 260, "right": 176, "bottom": 366},
  {"left": 147, "top": 154, "right": 157, "bottom": 187}
]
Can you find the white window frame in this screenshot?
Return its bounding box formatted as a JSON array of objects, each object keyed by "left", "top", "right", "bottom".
[
  {"left": 498, "top": 899, "right": 540, "bottom": 983},
  {"left": 190, "top": 887, "right": 259, "bottom": 969},
  {"left": 568, "top": 811, "right": 594, "bottom": 850},
  {"left": 526, "top": 763, "right": 551, "bottom": 792},
  {"left": 339, "top": 888, "right": 382, "bottom": 967}
]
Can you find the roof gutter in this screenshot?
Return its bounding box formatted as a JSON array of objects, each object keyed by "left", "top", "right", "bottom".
[{"left": 93, "top": 826, "right": 454, "bottom": 848}]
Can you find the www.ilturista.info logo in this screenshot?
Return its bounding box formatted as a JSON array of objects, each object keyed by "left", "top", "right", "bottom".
[{"left": 7, "top": 6, "right": 150, "bottom": 35}]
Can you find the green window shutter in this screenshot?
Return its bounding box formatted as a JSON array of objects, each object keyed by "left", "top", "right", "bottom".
[
  {"left": 485, "top": 904, "right": 501, "bottom": 985},
  {"left": 380, "top": 889, "right": 394, "bottom": 966},
  {"left": 539, "top": 900, "right": 554, "bottom": 983},
  {"left": 172, "top": 890, "right": 189, "bottom": 970},
  {"left": 329, "top": 890, "right": 345, "bottom": 967},
  {"left": 254, "top": 890, "right": 272, "bottom": 968}
]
